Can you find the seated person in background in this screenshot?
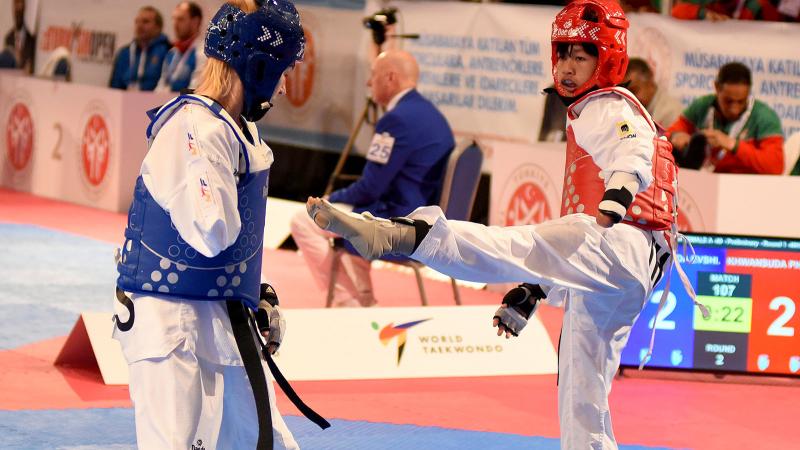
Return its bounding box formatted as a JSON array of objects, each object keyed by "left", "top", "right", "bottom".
[
  {"left": 109, "top": 6, "right": 171, "bottom": 91},
  {"left": 0, "top": 45, "right": 17, "bottom": 69},
  {"left": 158, "top": 1, "right": 206, "bottom": 92},
  {"left": 290, "top": 50, "right": 455, "bottom": 307},
  {"left": 671, "top": 0, "right": 799, "bottom": 21},
  {"left": 4, "top": 0, "right": 35, "bottom": 74},
  {"left": 667, "top": 61, "right": 784, "bottom": 174},
  {"left": 624, "top": 57, "right": 683, "bottom": 128}
]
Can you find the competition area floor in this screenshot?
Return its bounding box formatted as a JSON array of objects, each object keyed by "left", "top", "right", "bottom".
[{"left": 1, "top": 188, "right": 797, "bottom": 450}]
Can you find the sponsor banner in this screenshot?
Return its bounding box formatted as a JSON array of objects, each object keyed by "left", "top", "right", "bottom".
[
  {"left": 273, "top": 305, "right": 558, "bottom": 380},
  {"left": 0, "top": 72, "right": 171, "bottom": 211},
  {"left": 364, "top": 0, "right": 555, "bottom": 147}
]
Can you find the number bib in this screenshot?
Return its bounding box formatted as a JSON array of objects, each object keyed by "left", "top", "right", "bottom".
[{"left": 366, "top": 132, "right": 395, "bottom": 164}]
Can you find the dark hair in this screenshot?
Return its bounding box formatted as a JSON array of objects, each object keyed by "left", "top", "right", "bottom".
[
  {"left": 140, "top": 6, "right": 164, "bottom": 29},
  {"left": 626, "top": 57, "right": 653, "bottom": 79},
  {"left": 556, "top": 42, "right": 599, "bottom": 59},
  {"left": 717, "top": 62, "right": 751, "bottom": 86},
  {"left": 184, "top": 1, "right": 203, "bottom": 20}
]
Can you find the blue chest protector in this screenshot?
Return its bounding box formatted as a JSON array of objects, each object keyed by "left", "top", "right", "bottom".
[{"left": 116, "top": 96, "right": 268, "bottom": 309}]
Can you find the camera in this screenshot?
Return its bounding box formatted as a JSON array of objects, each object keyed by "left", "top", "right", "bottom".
[{"left": 363, "top": 7, "right": 398, "bottom": 46}]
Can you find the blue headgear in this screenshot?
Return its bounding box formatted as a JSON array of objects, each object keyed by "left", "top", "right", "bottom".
[{"left": 205, "top": 0, "right": 305, "bottom": 121}]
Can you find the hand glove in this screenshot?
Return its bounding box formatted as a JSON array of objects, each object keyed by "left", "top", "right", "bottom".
[
  {"left": 254, "top": 283, "right": 285, "bottom": 354},
  {"left": 493, "top": 283, "right": 546, "bottom": 337}
]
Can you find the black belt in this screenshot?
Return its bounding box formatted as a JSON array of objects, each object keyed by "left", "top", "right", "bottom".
[
  {"left": 227, "top": 300, "right": 275, "bottom": 449},
  {"left": 114, "top": 290, "right": 330, "bottom": 450},
  {"left": 227, "top": 300, "right": 331, "bottom": 450}
]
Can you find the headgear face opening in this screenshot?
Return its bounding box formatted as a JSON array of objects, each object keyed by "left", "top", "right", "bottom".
[
  {"left": 205, "top": 0, "right": 305, "bottom": 121},
  {"left": 550, "top": 0, "right": 629, "bottom": 98}
]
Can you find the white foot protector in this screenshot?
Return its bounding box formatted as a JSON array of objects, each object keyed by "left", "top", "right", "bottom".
[{"left": 306, "top": 197, "right": 416, "bottom": 260}]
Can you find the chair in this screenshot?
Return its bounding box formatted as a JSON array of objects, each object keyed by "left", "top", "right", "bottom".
[
  {"left": 783, "top": 132, "right": 800, "bottom": 176},
  {"left": 326, "top": 138, "right": 485, "bottom": 307},
  {"left": 37, "top": 46, "right": 72, "bottom": 81}
]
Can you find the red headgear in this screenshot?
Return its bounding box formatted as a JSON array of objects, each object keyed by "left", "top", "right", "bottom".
[{"left": 551, "top": 0, "right": 629, "bottom": 97}]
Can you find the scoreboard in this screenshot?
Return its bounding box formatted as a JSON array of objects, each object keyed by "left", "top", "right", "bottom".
[{"left": 621, "top": 233, "right": 800, "bottom": 376}]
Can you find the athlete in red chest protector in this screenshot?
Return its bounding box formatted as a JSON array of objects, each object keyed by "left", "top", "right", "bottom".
[{"left": 303, "top": 1, "right": 692, "bottom": 448}]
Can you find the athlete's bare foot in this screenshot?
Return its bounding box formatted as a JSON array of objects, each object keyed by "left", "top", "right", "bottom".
[{"left": 306, "top": 197, "right": 417, "bottom": 260}]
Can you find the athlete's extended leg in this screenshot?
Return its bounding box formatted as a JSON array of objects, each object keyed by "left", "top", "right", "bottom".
[{"left": 307, "top": 198, "right": 647, "bottom": 295}]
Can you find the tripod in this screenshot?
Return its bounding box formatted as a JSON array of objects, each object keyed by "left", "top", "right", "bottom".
[{"left": 323, "top": 96, "right": 378, "bottom": 196}]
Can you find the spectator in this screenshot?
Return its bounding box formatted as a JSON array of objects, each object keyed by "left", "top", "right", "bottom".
[
  {"left": 624, "top": 57, "right": 683, "bottom": 128},
  {"left": 0, "top": 45, "right": 17, "bottom": 69},
  {"left": 158, "top": 1, "right": 206, "bottom": 92},
  {"left": 4, "top": 0, "right": 36, "bottom": 74},
  {"left": 290, "top": 50, "right": 455, "bottom": 307},
  {"left": 109, "top": 6, "right": 171, "bottom": 91},
  {"left": 671, "top": 0, "right": 799, "bottom": 22},
  {"left": 668, "top": 61, "right": 784, "bottom": 174}
]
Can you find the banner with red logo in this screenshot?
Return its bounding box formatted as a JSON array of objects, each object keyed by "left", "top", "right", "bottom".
[
  {"left": 263, "top": 3, "right": 365, "bottom": 151},
  {"left": 490, "top": 142, "right": 565, "bottom": 227},
  {"left": 273, "top": 305, "right": 558, "bottom": 380},
  {"left": 0, "top": 72, "right": 171, "bottom": 211},
  {"left": 488, "top": 140, "right": 800, "bottom": 238}
]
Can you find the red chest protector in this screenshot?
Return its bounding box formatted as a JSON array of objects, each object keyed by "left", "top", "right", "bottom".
[{"left": 560, "top": 87, "right": 678, "bottom": 231}]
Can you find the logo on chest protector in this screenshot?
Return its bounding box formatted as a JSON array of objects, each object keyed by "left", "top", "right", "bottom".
[
  {"left": 191, "top": 439, "right": 205, "bottom": 450},
  {"left": 617, "top": 120, "right": 636, "bottom": 139}
]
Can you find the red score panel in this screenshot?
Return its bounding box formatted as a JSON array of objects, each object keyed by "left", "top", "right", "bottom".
[{"left": 725, "top": 249, "right": 800, "bottom": 375}]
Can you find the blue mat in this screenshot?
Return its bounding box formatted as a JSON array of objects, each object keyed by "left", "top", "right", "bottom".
[
  {"left": 0, "top": 408, "right": 676, "bottom": 450},
  {"left": 0, "top": 224, "right": 118, "bottom": 349}
]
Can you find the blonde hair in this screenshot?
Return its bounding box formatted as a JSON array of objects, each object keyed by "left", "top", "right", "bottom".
[{"left": 194, "top": 0, "right": 259, "bottom": 100}]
